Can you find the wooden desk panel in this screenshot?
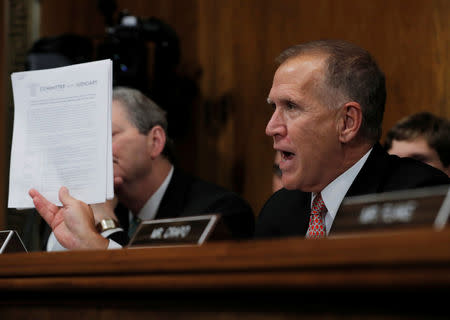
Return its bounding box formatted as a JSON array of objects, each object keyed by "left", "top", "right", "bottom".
[{"left": 0, "top": 229, "right": 449, "bottom": 319}]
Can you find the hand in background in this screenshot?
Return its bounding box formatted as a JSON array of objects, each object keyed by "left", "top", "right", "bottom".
[{"left": 29, "top": 187, "right": 109, "bottom": 250}]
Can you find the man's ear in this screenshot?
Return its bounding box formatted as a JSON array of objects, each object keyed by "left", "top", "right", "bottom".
[
  {"left": 147, "top": 125, "right": 167, "bottom": 159},
  {"left": 337, "top": 102, "right": 362, "bottom": 143}
]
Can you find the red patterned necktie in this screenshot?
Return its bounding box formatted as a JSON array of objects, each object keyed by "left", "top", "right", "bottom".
[{"left": 306, "top": 193, "right": 327, "bottom": 239}]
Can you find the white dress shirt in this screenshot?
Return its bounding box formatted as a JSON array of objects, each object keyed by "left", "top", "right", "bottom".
[
  {"left": 310, "top": 148, "right": 372, "bottom": 235},
  {"left": 108, "top": 166, "right": 174, "bottom": 249},
  {"left": 47, "top": 166, "right": 174, "bottom": 251}
]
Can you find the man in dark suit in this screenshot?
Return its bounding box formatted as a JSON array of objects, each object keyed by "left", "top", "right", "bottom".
[
  {"left": 255, "top": 40, "right": 449, "bottom": 239},
  {"left": 111, "top": 168, "right": 255, "bottom": 242},
  {"left": 31, "top": 87, "right": 254, "bottom": 250}
]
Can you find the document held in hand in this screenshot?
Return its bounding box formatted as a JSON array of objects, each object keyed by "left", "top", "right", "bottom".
[{"left": 8, "top": 60, "right": 114, "bottom": 208}]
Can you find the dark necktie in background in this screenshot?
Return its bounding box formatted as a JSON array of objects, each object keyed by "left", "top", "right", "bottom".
[{"left": 128, "top": 216, "right": 142, "bottom": 238}]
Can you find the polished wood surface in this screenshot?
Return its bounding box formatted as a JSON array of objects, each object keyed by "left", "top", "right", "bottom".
[
  {"left": 0, "top": 228, "right": 449, "bottom": 287},
  {"left": 0, "top": 229, "right": 448, "bottom": 319}
]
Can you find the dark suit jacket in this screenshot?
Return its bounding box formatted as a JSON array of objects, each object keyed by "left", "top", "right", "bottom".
[
  {"left": 109, "top": 168, "right": 255, "bottom": 246},
  {"left": 254, "top": 143, "right": 450, "bottom": 238},
  {"left": 33, "top": 168, "right": 254, "bottom": 250}
]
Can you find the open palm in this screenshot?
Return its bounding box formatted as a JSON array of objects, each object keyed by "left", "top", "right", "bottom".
[{"left": 29, "top": 187, "right": 108, "bottom": 250}]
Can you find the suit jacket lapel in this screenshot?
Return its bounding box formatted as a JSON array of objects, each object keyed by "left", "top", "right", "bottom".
[
  {"left": 346, "top": 143, "right": 389, "bottom": 197},
  {"left": 115, "top": 203, "right": 130, "bottom": 232},
  {"left": 330, "top": 143, "right": 388, "bottom": 233},
  {"left": 299, "top": 192, "right": 312, "bottom": 235},
  {"left": 155, "top": 168, "right": 188, "bottom": 220}
]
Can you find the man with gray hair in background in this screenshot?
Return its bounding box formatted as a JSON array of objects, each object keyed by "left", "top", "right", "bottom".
[{"left": 34, "top": 86, "right": 254, "bottom": 250}]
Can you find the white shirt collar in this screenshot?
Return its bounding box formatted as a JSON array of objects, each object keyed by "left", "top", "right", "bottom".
[
  {"left": 129, "top": 165, "right": 174, "bottom": 223},
  {"left": 311, "top": 148, "right": 372, "bottom": 234}
]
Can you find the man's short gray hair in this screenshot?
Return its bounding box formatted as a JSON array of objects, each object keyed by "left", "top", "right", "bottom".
[
  {"left": 113, "top": 86, "right": 174, "bottom": 162},
  {"left": 276, "top": 40, "right": 386, "bottom": 143},
  {"left": 113, "top": 86, "right": 168, "bottom": 134}
]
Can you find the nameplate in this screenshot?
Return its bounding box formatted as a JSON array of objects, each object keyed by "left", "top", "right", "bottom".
[
  {"left": 128, "top": 214, "right": 224, "bottom": 248},
  {"left": 332, "top": 185, "right": 450, "bottom": 235},
  {"left": 0, "top": 230, "right": 27, "bottom": 254}
]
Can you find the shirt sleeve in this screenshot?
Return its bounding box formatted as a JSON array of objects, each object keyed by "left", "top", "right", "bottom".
[
  {"left": 107, "top": 239, "right": 123, "bottom": 249},
  {"left": 46, "top": 229, "right": 125, "bottom": 251},
  {"left": 46, "top": 232, "right": 68, "bottom": 252},
  {"left": 101, "top": 228, "right": 124, "bottom": 238}
]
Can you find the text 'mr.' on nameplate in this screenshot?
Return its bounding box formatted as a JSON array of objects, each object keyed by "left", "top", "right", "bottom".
[
  {"left": 332, "top": 185, "right": 450, "bottom": 236},
  {"left": 128, "top": 214, "right": 227, "bottom": 248}
]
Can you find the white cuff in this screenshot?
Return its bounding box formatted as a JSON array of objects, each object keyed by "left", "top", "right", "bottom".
[
  {"left": 46, "top": 232, "right": 68, "bottom": 252},
  {"left": 101, "top": 227, "right": 124, "bottom": 238},
  {"left": 46, "top": 229, "right": 124, "bottom": 251},
  {"left": 107, "top": 239, "right": 123, "bottom": 249}
]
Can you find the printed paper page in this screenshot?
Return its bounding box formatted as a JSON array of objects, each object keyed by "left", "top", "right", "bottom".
[
  {"left": 8, "top": 60, "right": 113, "bottom": 208},
  {"left": 106, "top": 59, "right": 114, "bottom": 199}
]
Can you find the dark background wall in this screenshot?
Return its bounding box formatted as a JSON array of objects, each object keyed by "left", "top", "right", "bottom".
[{"left": 1, "top": 0, "right": 449, "bottom": 225}]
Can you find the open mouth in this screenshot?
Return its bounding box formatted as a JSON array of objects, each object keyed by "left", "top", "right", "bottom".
[{"left": 281, "top": 151, "right": 295, "bottom": 161}]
